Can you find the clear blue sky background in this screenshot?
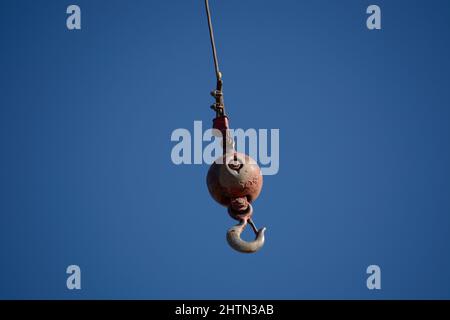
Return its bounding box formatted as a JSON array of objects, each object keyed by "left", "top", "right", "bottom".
[{"left": 1, "top": 0, "right": 450, "bottom": 299}]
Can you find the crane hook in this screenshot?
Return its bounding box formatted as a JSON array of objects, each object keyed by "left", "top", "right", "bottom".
[
  {"left": 226, "top": 204, "right": 266, "bottom": 253},
  {"left": 204, "top": 0, "right": 268, "bottom": 253}
]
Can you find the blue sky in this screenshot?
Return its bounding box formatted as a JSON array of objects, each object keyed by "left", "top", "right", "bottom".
[{"left": 0, "top": 0, "right": 450, "bottom": 299}]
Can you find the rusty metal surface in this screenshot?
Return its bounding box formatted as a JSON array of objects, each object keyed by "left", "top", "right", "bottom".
[{"left": 206, "top": 152, "right": 263, "bottom": 207}]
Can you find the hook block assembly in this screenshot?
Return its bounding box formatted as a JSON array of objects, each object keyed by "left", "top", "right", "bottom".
[
  {"left": 204, "top": 0, "right": 267, "bottom": 253},
  {"left": 207, "top": 151, "right": 266, "bottom": 253}
]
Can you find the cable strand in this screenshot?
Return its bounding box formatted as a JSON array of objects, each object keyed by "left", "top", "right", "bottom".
[{"left": 205, "top": 0, "right": 221, "bottom": 80}]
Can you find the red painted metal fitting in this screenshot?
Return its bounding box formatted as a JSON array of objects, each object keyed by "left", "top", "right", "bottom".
[{"left": 212, "top": 116, "right": 229, "bottom": 135}]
